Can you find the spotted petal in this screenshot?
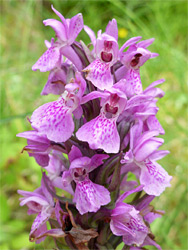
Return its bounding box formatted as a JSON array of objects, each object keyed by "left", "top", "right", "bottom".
[
  {"left": 32, "top": 46, "right": 60, "bottom": 72},
  {"left": 68, "top": 13, "right": 84, "bottom": 44},
  {"left": 140, "top": 160, "right": 172, "bottom": 196},
  {"left": 83, "top": 59, "right": 113, "bottom": 90},
  {"left": 41, "top": 68, "right": 66, "bottom": 95},
  {"left": 43, "top": 19, "right": 67, "bottom": 42},
  {"left": 110, "top": 203, "right": 148, "bottom": 246},
  {"left": 147, "top": 115, "right": 165, "bottom": 134},
  {"left": 73, "top": 179, "right": 111, "bottom": 215},
  {"left": 76, "top": 112, "right": 120, "bottom": 153},
  {"left": 125, "top": 69, "right": 142, "bottom": 97},
  {"left": 31, "top": 97, "right": 74, "bottom": 142},
  {"left": 29, "top": 210, "right": 51, "bottom": 242},
  {"left": 105, "top": 18, "right": 118, "bottom": 41}
]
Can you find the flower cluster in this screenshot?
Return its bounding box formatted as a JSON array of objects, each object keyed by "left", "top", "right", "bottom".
[{"left": 18, "top": 6, "right": 172, "bottom": 250}]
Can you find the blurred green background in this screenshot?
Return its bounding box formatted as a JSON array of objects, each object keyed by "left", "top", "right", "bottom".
[{"left": 0, "top": 0, "right": 187, "bottom": 249}]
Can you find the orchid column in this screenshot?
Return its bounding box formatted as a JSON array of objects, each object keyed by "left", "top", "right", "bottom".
[{"left": 17, "top": 5, "right": 172, "bottom": 250}]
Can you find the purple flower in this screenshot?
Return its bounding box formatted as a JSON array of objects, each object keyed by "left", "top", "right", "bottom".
[
  {"left": 121, "top": 121, "right": 172, "bottom": 196},
  {"left": 41, "top": 57, "right": 77, "bottom": 96},
  {"left": 118, "top": 37, "right": 158, "bottom": 97},
  {"left": 76, "top": 81, "right": 127, "bottom": 153},
  {"left": 18, "top": 175, "right": 55, "bottom": 243},
  {"left": 44, "top": 150, "right": 74, "bottom": 195},
  {"left": 62, "top": 146, "right": 110, "bottom": 214},
  {"left": 117, "top": 93, "right": 158, "bottom": 131},
  {"left": 83, "top": 20, "right": 119, "bottom": 90},
  {"left": 41, "top": 67, "right": 67, "bottom": 95},
  {"left": 143, "top": 79, "right": 165, "bottom": 98},
  {"left": 32, "top": 6, "right": 83, "bottom": 72},
  {"left": 17, "top": 130, "right": 52, "bottom": 167},
  {"left": 110, "top": 186, "right": 148, "bottom": 246},
  {"left": 30, "top": 72, "right": 86, "bottom": 142}
]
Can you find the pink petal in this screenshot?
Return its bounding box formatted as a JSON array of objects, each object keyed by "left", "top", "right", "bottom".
[
  {"left": 89, "top": 154, "right": 109, "bottom": 172},
  {"left": 55, "top": 200, "right": 63, "bottom": 227},
  {"left": 110, "top": 203, "right": 148, "bottom": 246},
  {"left": 84, "top": 25, "right": 96, "bottom": 46},
  {"left": 121, "top": 149, "right": 134, "bottom": 164},
  {"left": 19, "top": 196, "right": 49, "bottom": 207},
  {"left": 62, "top": 170, "right": 73, "bottom": 187},
  {"left": 83, "top": 59, "right": 113, "bottom": 90},
  {"left": 73, "top": 179, "right": 111, "bottom": 215},
  {"left": 147, "top": 115, "right": 165, "bottom": 134},
  {"left": 129, "top": 120, "right": 143, "bottom": 149},
  {"left": 70, "top": 157, "right": 91, "bottom": 170},
  {"left": 144, "top": 210, "right": 163, "bottom": 224},
  {"left": 105, "top": 19, "right": 118, "bottom": 41},
  {"left": 30, "top": 211, "right": 50, "bottom": 242},
  {"left": 61, "top": 45, "right": 83, "bottom": 71},
  {"left": 43, "top": 19, "right": 67, "bottom": 42},
  {"left": 149, "top": 150, "right": 170, "bottom": 161},
  {"left": 144, "top": 79, "right": 165, "bottom": 98},
  {"left": 51, "top": 5, "right": 68, "bottom": 32},
  {"left": 115, "top": 65, "right": 129, "bottom": 82},
  {"left": 52, "top": 176, "right": 74, "bottom": 195},
  {"left": 37, "top": 228, "right": 66, "bottom": 239},
  {"left": 16, "top": 130, "right": 50, "bottom": 145},
  {"left": 33, "top": 154, "right": 50, "bottom": 167},
  {"left": 145, "top": 88, "right": 165, "bottom": 98},
  {"left": 34, "top": 223, "right": 48, "bottom": 244},
  {"left": 137, "top": 38, "right": 155, "bottom": 48},
  {"left": 76, "top": 112, "right": 120, "bottom": 153},
  {"left": 110, "top": 219, "right": 133, "bottom": 236},
  {"left": 41, "top": 175, "right": 54, "bottom": 206},
  {"left": 81, "top": 91, "right": 110, "bottom": 105},
  {"left": 31, "top": 98, "right": 74, "bottom": 142},
  {"left": 142, "top": 236, "right": 162, "bottom": 250},
  {"left": 68, "top": 145, "right": 82, "bottom": 162},
  {"left": 32, "top": 46, "right": 60, "bottom": 72},
  {"left": 120, "top": 178, "right": 138, "bottom": 192},
  {"left": 45, "top": 151, "right": 64, "bottom": 176},
  {"left": 123, "top": 229, "right": 147, "bottom": 246},
  {"left": 41, "top": 69, "right": 66, "bottom": 96},
  {"left": 119, "top": 36, "right": 142, "bottom": 54},
  {"left": 140, "top": 160, "right": 172, "bottom": 196},
  {"left": 125, "top": 69, "right": 143, "bottom": 96},
  {"left": 126, "top": 94, "right": 153, "bottom": 110},
  {"left": 117, "top": 185, "right": 143, "bottom": 203},
  {"left": 73, "top": 105, "right": 83, "bottom": 119},
  {"left": 144, "top": 79, "right": 165, "bottom": 92},
  {"left": 68, "top": 13, "right": 84, "bottom": 44},
  {"left": 134, "top": 137, "right": 164, "bottom": 162}
]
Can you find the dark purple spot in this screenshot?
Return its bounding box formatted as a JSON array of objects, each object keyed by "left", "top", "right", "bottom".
[
  {"left": 74, "top": 172, "right": 79, "bottom": 178},
  {"left": 83, "top": 169, "right": 86, "bottom": 175},
  {"left": 105, "top": 103, "right": 118, "bottom": 114},
  {"left": 130, "top": 53, "right": 142, "bottom": 67}
]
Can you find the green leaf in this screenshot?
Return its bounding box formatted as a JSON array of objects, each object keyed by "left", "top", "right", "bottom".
[
  {"left": 11, "top": 233, "right": 34, "bottom": 250},
  {"left": 0, "top": 195, "right": 10, "bottom": 223}
]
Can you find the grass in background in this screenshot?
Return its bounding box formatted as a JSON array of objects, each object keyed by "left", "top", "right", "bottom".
[{"left": 0, "top": 0, "right": 187, "bottom": 249}]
